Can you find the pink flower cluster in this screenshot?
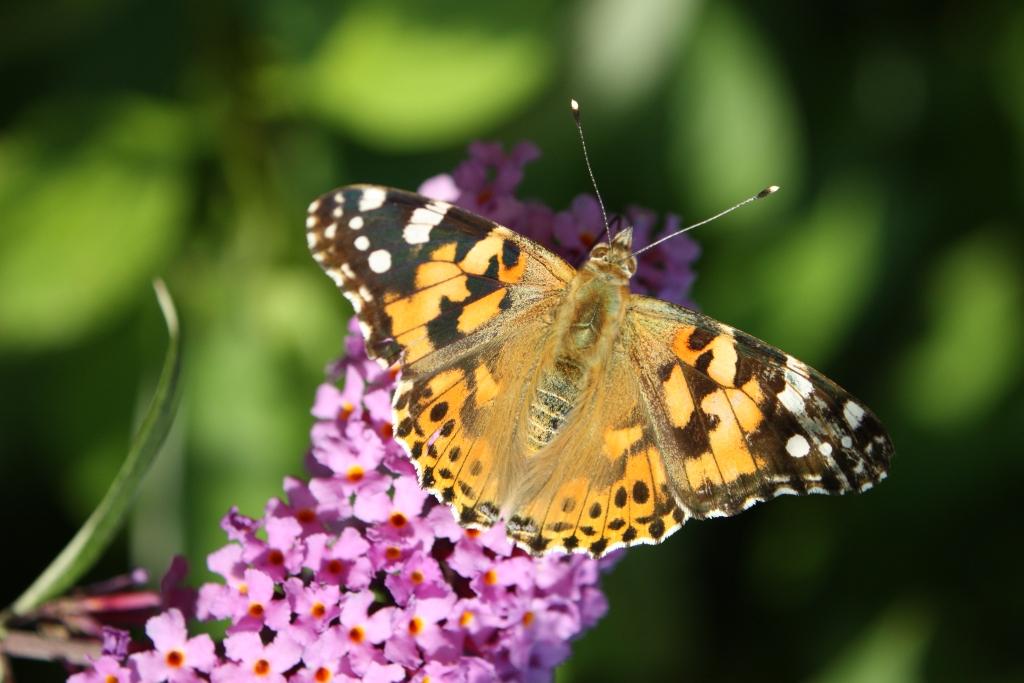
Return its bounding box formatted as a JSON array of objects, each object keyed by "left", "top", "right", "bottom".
[
  {"left": 419, "top": 141, "right": 700, "bottom": 308},
  {"left": 69, "top": 140, "right": 700, "bottom": 683},
  {"left": 70, "top": 316, "right": 608, "bottom": 683}
]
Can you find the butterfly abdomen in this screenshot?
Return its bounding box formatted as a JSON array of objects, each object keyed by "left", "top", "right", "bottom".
[{"left": 524, "top": 267, "right": 630, "bottom": 452}]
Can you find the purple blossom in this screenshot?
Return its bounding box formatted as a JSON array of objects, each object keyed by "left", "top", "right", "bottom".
[
  {"left": 68, "top": 655, "right": 134, "bottom": 683},
  {"left": 419, "top": 140, "right": 701, "bottom": 308},
  {"left": 132, "top": 609, "right": 216, "bottom": 682},
  {"left": 67, "top": 139, "right": 702, "bottom": 682}
]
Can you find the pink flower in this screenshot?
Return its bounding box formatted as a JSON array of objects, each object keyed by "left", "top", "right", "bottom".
[
  {"left": 384, "top": 593, "right": 458, "bottom": 667},
  {"left": 131, "top": 609, "right": 215, "bottom": 682},
  {"left": 284, "top": 579, "right": 341, "bottom": 644},
  {"left": 214, "top": 632, "right": 302, "bottom": 683},
  {"left": 68, "top": 655, "right": 133, "bottom": 683}
]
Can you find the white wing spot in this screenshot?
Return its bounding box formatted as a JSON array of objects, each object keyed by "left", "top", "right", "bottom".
[
  {"left": 777, "top": 385, "right": 806, "bottom": 415},
  {"left": 354, "top": 235, "right": 370, "bottom": 251},
  {"left": 332, "top": 206, "right": 343, "bottom": 218},
  {"left": 333, "top": 192, "right": 344, "bottom": 204},
  {"left": 368, "top": 249, "right": 392, "bottom": 273},
  {"left": 340, "top": 263, "right": 356, "bottom": 279},
  {"left": 307, "top": 199, "right": 321, "bottom": 213},
  {"left": 349, "top": 216, "right": 364, "bottom": 230},
  {"left": 358, "top": 285, "right": 373, "bottom": 301},
  {"left": 403, "top": 206, "right": 446, "bottom": 244},
  {"left": 841, "top": 436, "right": 853, "bottom": 448},
  {"left": 786, "top": 355, "right": 809, "bottom": 373},
  {"left": 785, "top": 369, "right": 814, "bottom": 399},
  {"left": 818, "top": 442, "right": 833, "bottom": 456},
  {"left": 305, "top": 232, "right": 317, "bottom": 249},
  {"left": 326, "top": 268, "right": 343, "bottom": 286},
  {"left": 786, "top": 434, "right": 810, "bottom": 458},
  {"left": 324, "top": 223, "right": 338, "bottom": 240},
  {"left": 305, "top": 215, "right": 317, "bottom": 229},
  {"left": 358, "top": 187, "right": 387, "bottom": 212},
  {"left": 843, "top": 401, "right": 866, "bottom": 428},
  {"left": 403, "top": 223, "right": 433, "bottom": 244}
]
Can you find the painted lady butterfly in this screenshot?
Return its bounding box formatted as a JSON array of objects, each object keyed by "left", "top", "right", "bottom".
[{"left": 306, "top": 176, "right": 892, "bottom": 558}]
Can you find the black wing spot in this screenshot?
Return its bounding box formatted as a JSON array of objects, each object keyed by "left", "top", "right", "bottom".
[
  {"left": 695, "top": 350, "right": 713, "bottom": 374},
  {"left": 502, "top": 239, "right": 521, "bottom": 269},
  {"left": 649, "top": 518, "right": 666, "bottom": 539},
  {"left": 687, "top": 327, "right": 717, "bottom": 350},
  {"left": 632, "top": 481, "right": 650, "bottom": 505},
  {"left": 614, "top": 486, "right": 628, "bottom": 508},
  {"left": 429, "top": 402, "right": 449, "bottom": 422}
]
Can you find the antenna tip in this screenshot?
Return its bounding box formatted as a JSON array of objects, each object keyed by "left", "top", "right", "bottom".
[
  {"left": 570, "top": 98, "right": 580, "bottom": 120},
  {"left": 757, "top": 185, "right": 780, "bottom": 199}
]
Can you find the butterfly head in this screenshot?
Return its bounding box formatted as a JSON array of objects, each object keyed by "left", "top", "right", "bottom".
[{"left": 586, "top": 227, "right": 637, "bottom": 280}]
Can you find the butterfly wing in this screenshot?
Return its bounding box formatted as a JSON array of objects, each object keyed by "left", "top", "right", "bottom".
[
  {"left": 499, "top": 295, "right": 893, "bottom": 557},
  {"left": 627, "top": 295, "right": 892, "bottom": 521},
  {"left": 307, "top": 185, "right": 577, "bottom": 525},
  {"left": 307, "top": 185, "right": 574, "bottom": 372},
  {"left": 498, "top": 351, "right": 684, "bottom": 556}
]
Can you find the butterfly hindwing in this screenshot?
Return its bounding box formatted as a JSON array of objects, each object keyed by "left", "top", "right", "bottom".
[
  {"left": 627, "top": 295, "right": 892, "bottom": 519},
  {"left": 497, "top": 349, "right": 687, "bottom": 555}
]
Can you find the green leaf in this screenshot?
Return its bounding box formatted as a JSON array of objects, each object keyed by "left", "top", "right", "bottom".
[
  {"left": 669, "top": 2, "right": 804, "bottom": 224},
  {"left": 6, "top": 281, "right": 182, "bottom": 616},
  {"left": 895, "top": 231, "right": 1023, "bottom": 429},
  {"left": 270, "top": 1, "right": 555, "bottom": 151},
  {"left": 572, "top": 0, "right": 701, "bottom": 110},
  {"left": 809, "top": 603, "right": 933, "bottom": 683},
  {"left": 0, "top": 99, "right": 189, "bottom": 350},
  {"left": 750, "top": 176, "right": 884, "bottom": 361}
]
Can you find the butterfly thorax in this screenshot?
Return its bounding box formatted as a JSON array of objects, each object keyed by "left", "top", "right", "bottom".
[{"left": 524, "top": 229, "right": 636, "bottom": 452}]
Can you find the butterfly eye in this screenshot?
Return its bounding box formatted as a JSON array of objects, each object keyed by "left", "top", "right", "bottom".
[
  {"left": 624, "top": 255, "right": 638, "bottom": 276},
  {"left": 590, "top": 243, "right": 609, "bottom": 259}
]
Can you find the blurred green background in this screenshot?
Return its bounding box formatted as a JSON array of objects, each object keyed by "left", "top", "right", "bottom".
[{"left": 2, "top": 1, "right": 1022, "bottom": 681}]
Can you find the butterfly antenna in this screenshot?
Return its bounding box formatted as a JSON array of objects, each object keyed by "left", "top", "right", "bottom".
[
  {"left": 632, "top": 185, "right": 780, "bottom": 257},
  {"left": 570, "top": 99, "right": 613, "bottom": 244}
]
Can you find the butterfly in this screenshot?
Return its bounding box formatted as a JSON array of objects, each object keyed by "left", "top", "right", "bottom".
[{"left": 306, "top": 184, "right": 893, "bottom": 557}]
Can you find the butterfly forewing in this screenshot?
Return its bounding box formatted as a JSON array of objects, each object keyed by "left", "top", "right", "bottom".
[
  {"left": 627, "top": 296, "right": 892, "bottom": 519},
  {"left": 307, "top": 185, "right": 573, "bottom": 372}
]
